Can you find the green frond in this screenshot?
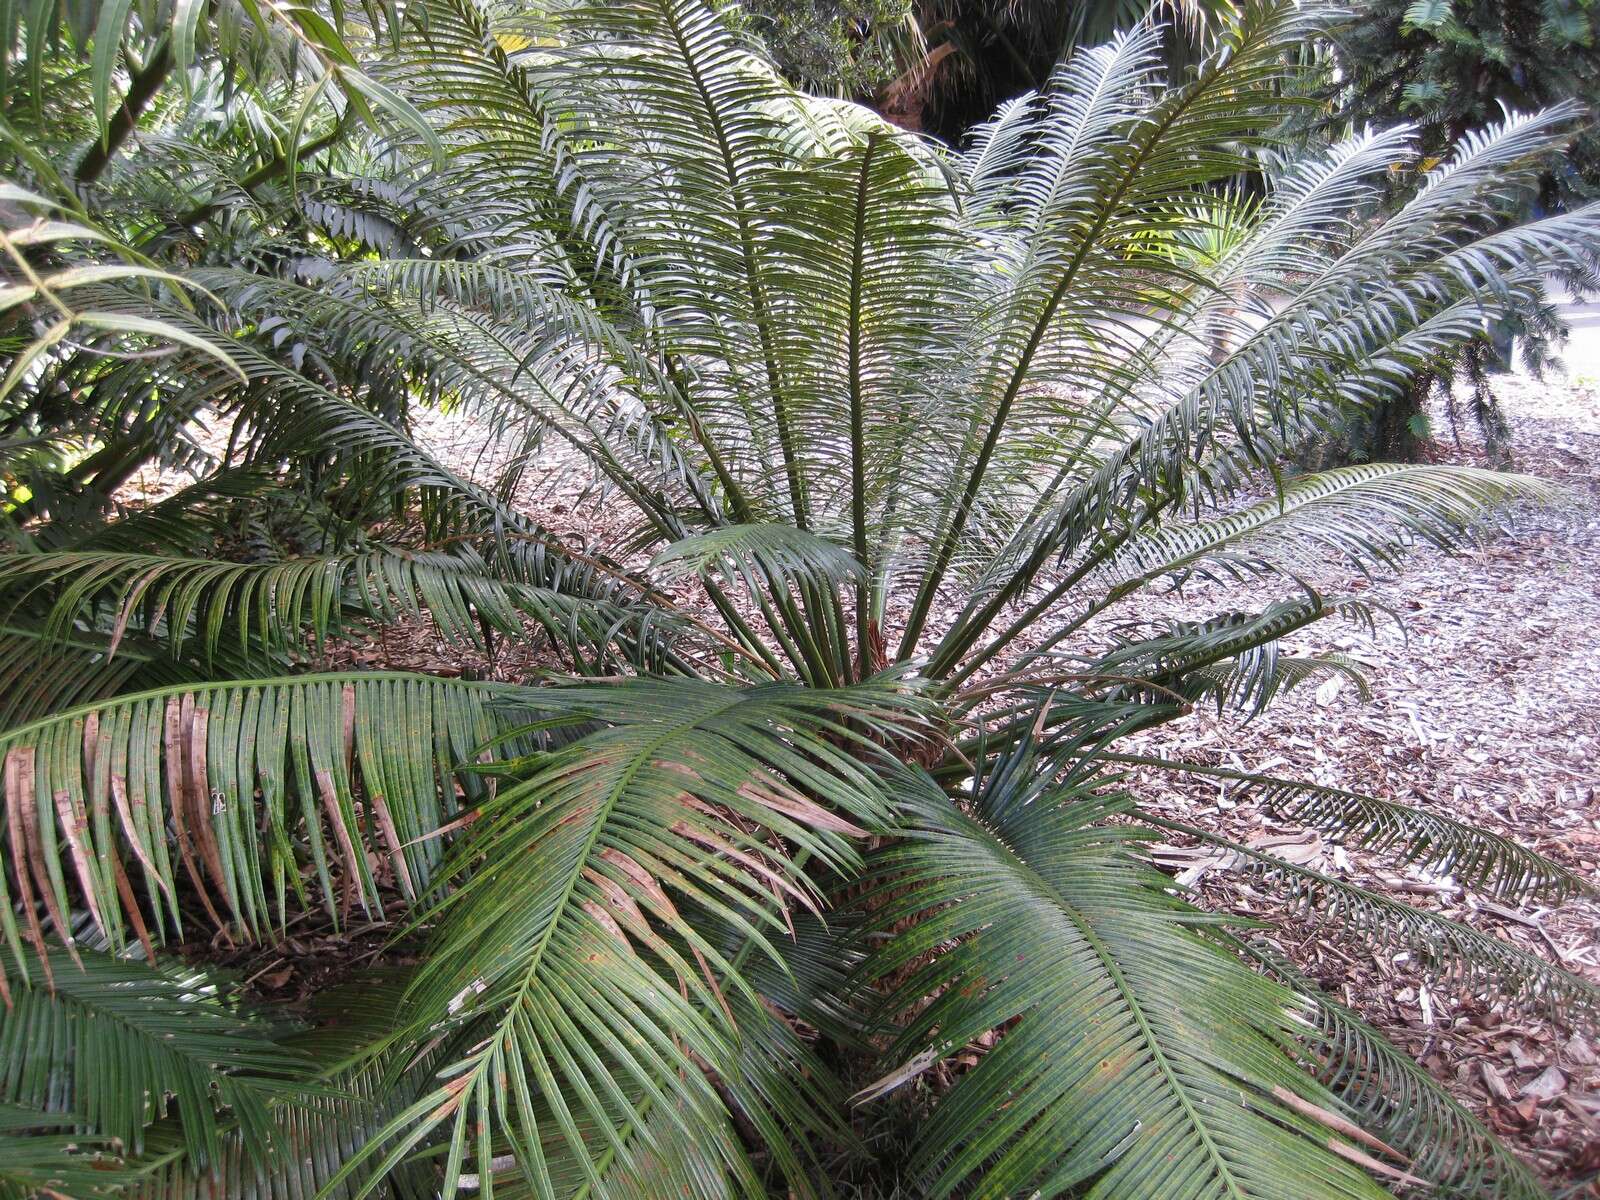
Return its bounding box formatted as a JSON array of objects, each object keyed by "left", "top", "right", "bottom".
[
  {"left": 0, "top": 618, "right": 223, "bottom": 727},
  {"left": 0, "top": 673, "right": 548, "bottom": 955},
  {"left": 0, "top": 944, "right": 307, "bottom": 1167},
  {"left": 1062, "top": 594, "right": 1382, "bottom": 704},
  {"left": 0, "top": 545, "right": 673, "bottom": 669},
  {"left": 652, "top": 524, "right": 865, "bottom": 592},
  {"left": 0, "top": 1104, "right": 135, "bottom": 1199},
  {"left": 1140, "top": 814, "right": 1600, "bottom": 1018},
  {"left": 901, "top": 0, "right": 1338, "bottom": 650},
  {"left": 1019, "top": 114, "right": 1596, "bottom": 614},
  {"left": 2, "top": 0, "right": 1595, "bottom": 1193},
  {"left": 717, "top": 960, "right": 861, "bottom": 1193},
  {"left": 1149, "top": 187, "right": 1268, "bottom": 270},
  {"left": 1192, "top": 651, "right": 1372, "bottom": 718},
  {"left": 40, "top": 293, "right": 685, "bottom": 671},
  {"left": 1098, "top": 464, "right": 1558, "bottom": 597},
  {"left": 864, "top": 749, "right": 1393, "bottom": 1200},
  {"left": 1401, "top": 0, "right": 1453, "bottom": 30},
  {"left": 727, "top": 907, "right": 867, "bottom": 1045},
  {"left": 43, "top": 470, "right": 289, "bottom": 557},
  {"left": 189, "top": 261, "right": 724, "bottom": 526},
  {"left": 122, "top": 979, "right": 443, "bottom": 1200},
  {"left": 0, "top": 186, "right": 243, "bottom": 400},
  {"left": 1103, "top": 754, "right": 1592, "bottom": 904},
  {"left": 332, "top": 674, "right": 926, "bottom": 1200},
  {"left": 1244, "top": 943, "right": 1549, "bottom": 1200},
  {"left": 1, "top": 0, "right": 436, "bottom": 175},
  {"left": 957, "top": 93, "right": 1041, "bottom": 207}
]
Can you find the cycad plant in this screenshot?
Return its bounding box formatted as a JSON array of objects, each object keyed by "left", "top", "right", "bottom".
[{"left": 1, "top": 0, "right": 1597, "bottom": 1196}]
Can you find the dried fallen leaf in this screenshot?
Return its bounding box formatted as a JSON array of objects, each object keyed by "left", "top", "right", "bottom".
[{"left": 1521, "top": 1065, "right": 1567, "bottom": 1103}]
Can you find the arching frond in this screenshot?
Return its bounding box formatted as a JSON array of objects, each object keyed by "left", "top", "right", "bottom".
[
  {"left": 38, "top": 470, "right": 288, "bottom": 556},
  {"left": 0, "top": 619, "right": 222, "bottom": 727},
  {"left": 1058, "top": 594, "right": 1382, "bottom": 702},
  {"left": 1, "top": 0, "right": 1593, "bottom": 1192},
  {"left": 0, "top": 1104, "right": 134, "bottom": 1199},
  {"left": 0, "top": 546, "right": 675, "bottom": 669},
  {"left": 1098, "top": 464, "right": 1557, "bottom": 597},
  {"left": 900, "top": 0, "right": 1338, "bottom": 653},
  {"left": 981, "top": 115, "right": 1599, "bottom": 658},
  {"left": 652, "top": 524, "right": 865, "bottom": 591},
  {"left": 0, "top": 184, "right": 242, "bottom": 401},
  {"left": 0, "top": 944, "right": 307, "bottom": 1167},
  {"left": 0, "top": 673, "right": 549, "bottom": 955},
  {"left": 1244, "top": 942, "right": 1549, "bottom": 1200},
  {"left": 122, "top": 978, "right": 443, "bottom": 1200},
  {"left": 336, "top": 675, "right": 927, "bottom": 1200},
  {"left": 36, "top": 291, "right": 683, "bottom": 670},
  {"left": 864, "top": 749, "right": 1394, "bottom": 1200},
  {"left": 1140, "top": 814, "right": 1600, "bottom": 1018},
  {"left": 1103, "top": 754, "right": 1592, "bottom": 904},
  {"left": 1192, "top": 650, "right": 1372, "bottom": 718}
]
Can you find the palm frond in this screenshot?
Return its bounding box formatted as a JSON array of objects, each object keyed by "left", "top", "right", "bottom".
[
  {"left": 652, "top": 524, "right": 865, "bottom": 591},
  {"left": 0, "top": 1104, "right": 134, "bottom": 1199},
  {"left": 1243, "top": 942, "right": 1549, "bottom": 1200},
  {"left": 1, "top": 0, "right": 1594, "bottom": 1193},
  {"left": 122, "top": 978, "right": 442, "bottom": 1200},
  {"left": 1139, "top": 813, "right": 1600, "bottom": 1018},
  {"left": 0, "top": 618, "right": 224, "bottom": 727},
  {"left": 0, "top": 545, "right": 673, "bottom": 669},
  {"left": 864, "top": 747, "right": 1394, "bottom": 1200},
  {"left": 901, "top": 0, "right": 1335, "bottom": 652},
  {"left": 333, "top": 674, "right": 927, "bottom": 1199},
  {"left": 976, "top": 114, "right": 1597, "bottom": 659},
  {"left": 1103, "top": 754, "right": 1592, "bottom": 904},
  {"left": 1056, "top": 594, "right": 1382, "bottom": 702},
  {"left": 0, "top": 673, "right": 549, "bottom": 954},
  {"left": 0, "top": 944, "right": 307, "bottom": 1167},
  {"left": 0, "top": 183, "right": 243, "bottom": 401},
  {"left": 39, "top": 470, "right": 288, "bottom": 556},
  {"left": 1191, "top": 651, "right": 1372, "bottom": 718},
  {"left": 188, "top": 260, "right": 724, "bottom": 529},
  {"left": 37, "top": 291, "right": 684, "bottom": 671},
  {"left": 1097, "top": 464, "right": 1556, "bottom": 598}
]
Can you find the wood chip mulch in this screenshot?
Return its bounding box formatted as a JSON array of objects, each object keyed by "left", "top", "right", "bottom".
[{"left": 1119, "top": 372, "right": 1600, "bottom": 1193}]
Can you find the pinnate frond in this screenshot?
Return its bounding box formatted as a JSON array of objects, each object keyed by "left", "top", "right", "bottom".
[
  {"left": 864, "top": 748, "right": 1393, "bottom": 1200},
  {"left": 122, "top": 979, "right": 444, "bottom": 1200},
  {"left": 0, "top": 673, "right": 548, "bottom": 955},
  {"left": 0, "top": 944, "right": 306, "bottom": 1167},
  {"left": 652, "top": 524, "right": 864, "bottom": 592},
  {"left": 1106, "top": 754, "right": 1591, "bottom": 904},
  {"left": 0, "top": 1104, "right": 134, "bottom": 1199},
  {"left": 1141, "top": 814, "right": 1600, "bottom": 1018},
  {"left": 1243, "top": 942, "right": 1549, "bottom": 1200},
  {"left": 334, "top": 675, "right": 927, "bottom": 1199},
  {"left": 1099, "top": 464, "right": 1557, "bottom": 596},
  {"left": 0, "top": 546, "right": 672, "bottom": 669}
]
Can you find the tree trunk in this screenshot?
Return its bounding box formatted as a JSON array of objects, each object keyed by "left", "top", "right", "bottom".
[{"left": 1368, "top": 371, "right": 1429, "bottom": 462}]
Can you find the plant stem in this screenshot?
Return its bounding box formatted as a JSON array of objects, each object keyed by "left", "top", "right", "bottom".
[
  {"left": 76, "top": 39, "right": 174, "bottom": 186},
  {"left": 171, "top": 115, "right": 352, "bottom": 230},
  {"left": 847, "top": 135, "right": 882, "bottom": 674}
]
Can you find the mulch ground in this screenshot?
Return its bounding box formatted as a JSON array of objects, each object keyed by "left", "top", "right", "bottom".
[{"left": 1115, "top": 371, "right": 1600, "bottom": 1192}]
